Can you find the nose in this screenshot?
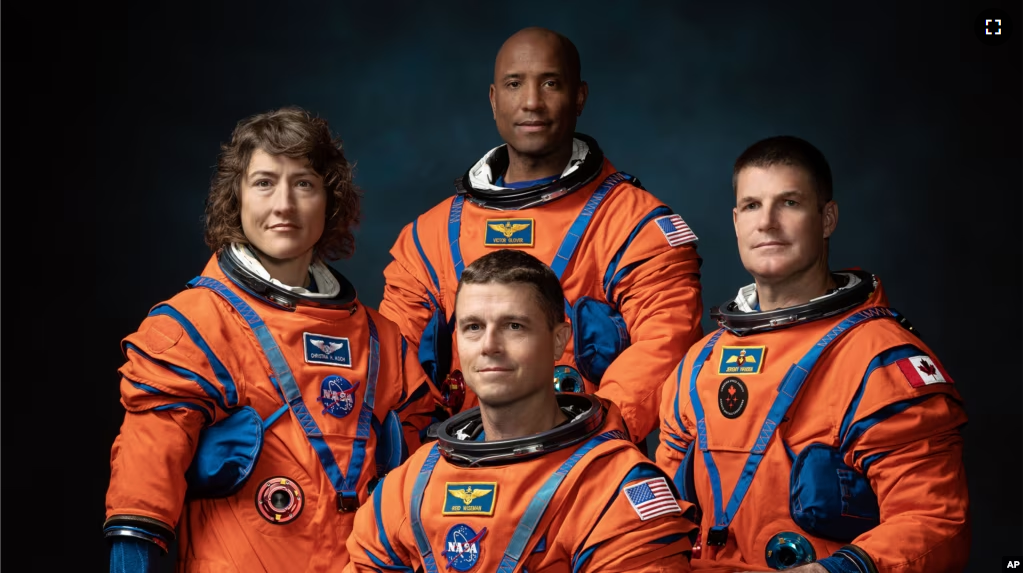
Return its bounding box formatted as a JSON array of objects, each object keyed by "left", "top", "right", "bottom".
[
  {"left": 479, "top": 326, "right": 503, "bottom": 356},
  {"left": 270, "top": 182, "right": 297, "bottom": 214},
  {"left": 755, "top": 202, "right": 780, "bottom": 232},
  {"left": 521, "top": 81, "right": 543, "bottom": 112}
]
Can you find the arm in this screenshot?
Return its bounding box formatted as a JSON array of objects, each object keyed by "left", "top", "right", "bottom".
[
  {"left": 655, "top": 357, "right": 696, "bottom": 490},
  {"left": 816, "top": 348, "right": 969, "bottom": 573},
  {"left": 379, "top": 221, "right": 453, "bottom": 425},
  {"left": 378, "top": 221, "right": 444, "bottom": 351},
  {"left": 395, "top": 335, "right": 445, "bottom": 454},
  {"left": 572, "top": 462, "right": 699, "bottom": 573},
  {"left": 600, "top": 237, "right": 704, "bottom": 443},
  {"left": 344, "top": 474, "right": 418, "bottom": 573},
  {"left": 105, "top": 307, "right": 242, "bottom": 565}
]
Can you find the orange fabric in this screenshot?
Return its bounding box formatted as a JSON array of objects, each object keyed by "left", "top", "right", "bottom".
[
  {"left": 656, "top": 276, "right": 970, "bottom": 572},
  {"left": 345, "top": 401, "right": 699, "bottom": 572},
  {"left": 105, "top": 255, "right": 435, "bottom": 572},
  {"left": 380, "top": 158, "right": 704, "bottom": 442}
]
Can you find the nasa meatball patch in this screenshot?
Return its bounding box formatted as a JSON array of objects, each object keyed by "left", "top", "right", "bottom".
[
  {"left": 718, "top": 377, "right": 748, "bottom": 419},
  {"left": 303, "top": 333, "right": 352, "bottom": 367},
  {"left": 444, "top": 523, "right": 487, "bottom": 571}
]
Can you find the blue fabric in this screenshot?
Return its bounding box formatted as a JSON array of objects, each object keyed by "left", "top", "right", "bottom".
[
  {"left": 790, "top": 443, "right": 880, "bottom": 541},
  {"left": 185, "top": 405, "right": 266, "bottom": 498},
  {"left": 569, "top": 296, "right": 631, "bottom": 384},
  {"left": 818, "top": 552, "right": 865, "bottom": 573},
  {"left": 374, "top": 410, "right": 408, "bottom": 478},
  {"left": 110, "top": 537, "right": 158, "bottom": 573},
  {"left": 418, "top": 307, "right": 453, "bottom": 391}
]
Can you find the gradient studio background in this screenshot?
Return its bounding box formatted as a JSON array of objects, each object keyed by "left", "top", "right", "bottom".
[{"left": 92, "top": 1, "right": 1017, "bottom": 570}]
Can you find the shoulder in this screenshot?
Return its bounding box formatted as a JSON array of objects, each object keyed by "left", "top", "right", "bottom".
[{"left": 833, "top": 311, "right": 962, "bottom": 419}]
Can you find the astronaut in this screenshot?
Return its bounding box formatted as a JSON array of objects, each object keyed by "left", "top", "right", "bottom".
[
  {"left": 103, "top": 107, "right": 435, "bottom": 572},
  {"left": 346, "top": 249, "right": 700, "bottom": 572},
  {"left": 378, "top": 26, "right": 704, "bottom": 447},
  {"left": 656, "top": 136, "right": 970, "bottom": 573}
]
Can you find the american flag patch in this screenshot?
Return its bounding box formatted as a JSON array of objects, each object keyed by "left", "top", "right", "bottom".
[
  {"left": 654, "top": 214, "right": 697, "bottom": 247},
  {"left": 622, "top": 477, "right": 681, "bottom": 521}
]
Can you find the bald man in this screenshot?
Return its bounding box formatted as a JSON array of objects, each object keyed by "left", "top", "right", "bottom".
[{"left": 379, "top": 27, "right": 705, "bottom": 453}]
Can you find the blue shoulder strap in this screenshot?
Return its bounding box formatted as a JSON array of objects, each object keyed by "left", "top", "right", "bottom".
[
  {"left": 187, "top": 276, "right": 381, "bottom": 511},
  {"left": 409, "top": 430, "right": 627, "bottom": 573},
  {"left": 447, "top": 172, "right": 632, "bottom": 283},
  {"left": 688, "top": 307, "right": 896, "bottom": 544}
]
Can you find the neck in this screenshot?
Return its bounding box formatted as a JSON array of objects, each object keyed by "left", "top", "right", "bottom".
[
  {"left": 479, "top": 391, "right": 567, "bottom": 441},
  {"left": 253, "top": 248, "right": 314, "bottom": 288},
  {"left": 503, "top": 142, "right": 573, "bottom": 184},
  {"left": 754, "top": 262, "right": 835, "bottom": 312}
]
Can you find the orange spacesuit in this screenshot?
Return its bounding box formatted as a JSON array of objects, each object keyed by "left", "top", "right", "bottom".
[
  {"left": 380, "top": 134, "right": 703, "bottom": 443},
  {"left": 345, "top": 394, "right": 700, "bottom": 572},
  {"left": 104, "top": 249, "right": 434, "bottom": 571},
  {"left": 656, "top": 271, "right": 970, "bottom": 573}
]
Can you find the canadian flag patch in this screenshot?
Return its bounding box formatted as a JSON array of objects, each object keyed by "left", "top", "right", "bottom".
[{"left": 895, "top": 355, "right": 950, "bottom": 388}]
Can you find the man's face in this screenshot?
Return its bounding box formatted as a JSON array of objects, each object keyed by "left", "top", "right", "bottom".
[
  {"left": 240, "top": 148, "right": 327, "bottom": 263},
  {"left": 488, "top": 34, "right": 586, "bottom": 158},
  {"left": 455, "top": 281, "right": 570, "bottom": 408},
  {"left": 733, "top": 164, "right": 836, "bottom": 283}
]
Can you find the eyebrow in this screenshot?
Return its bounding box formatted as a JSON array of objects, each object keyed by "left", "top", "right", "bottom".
[
  {"left": 501, "top": 71, "right": 563, "bottom": 81},
  {"left": 457, "top": 313, "right": 533, "bottom": 326},
  {"left": 247, "top": 170, "right": 314, "bottom": 180},
  {"left": 738, "top": 189, "right": 806, "bottom": 203}
]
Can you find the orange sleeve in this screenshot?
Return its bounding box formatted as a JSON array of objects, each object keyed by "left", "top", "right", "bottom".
[
  {"left": 344, "top": 464, "right": 418, "bottom": 572},
  {"left": 396, "top": 333, "right": 443, "bottom": 454},
  {"left": 379, "top": 219, "right": 445, "bottom": 351},
  {"left": 655, "top": 355, "right": 695, "bottom": 483},
  {"left": 598, "top": 225, "right": 704, "bottom": 442},
  {"left": 570, "top": 461, "right": 698, "bottom": 572},
  {"left": 829, "top": 350, "right": 969, "bottom": 573},
  {"left": 106, "top": 305, "right": 245, "bottom": 528}
]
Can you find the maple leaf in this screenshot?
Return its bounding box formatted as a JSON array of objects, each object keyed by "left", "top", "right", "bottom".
[{"left": 917, "top": 359, "right": 937, "bottom": 377}]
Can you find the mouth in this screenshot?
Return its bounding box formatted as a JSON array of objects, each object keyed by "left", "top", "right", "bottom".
[
  {"left": 515, "top": 120, "right": 549, "bottom": 132},
  {"left": 754, "top": 241, "right": 787, "bottom": 248},
  {"left": 269, "top": 223, "right": 300, "bottom": 231},
  {"left": 477, "top": 367, "right": 513, "bottom": 373}
]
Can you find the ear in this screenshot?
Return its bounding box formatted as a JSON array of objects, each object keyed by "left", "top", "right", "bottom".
[
  {"left": 732, "top": 206, "right": 740, "bottom": 239},
  {"left": 489, "top": 84, "right": 497, "bottom": 120},
  {"left": 552, "top": 321, "right": 572, "bottom": 359},
  {"left": 822, "top": 200, "right": 838, "bottom": 239},
  {"left": 575, "top": 81, "right": 589, "bottom": 117}
]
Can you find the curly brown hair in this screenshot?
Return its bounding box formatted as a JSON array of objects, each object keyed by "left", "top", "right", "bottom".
[{"left": 204, "top": 106, "right": 361, "bottom": 261}]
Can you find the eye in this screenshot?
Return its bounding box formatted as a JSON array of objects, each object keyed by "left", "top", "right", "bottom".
[
  {"left": 507, "top": 323, "right": 522, "bottom": 330},
  {"left": 742, "top": 202, "right": 759, "bottom": 210},
  {"left": 784, "top": 199, "right": 798, "bottom": 207},
  {"left": 506, "top": 81, "right": 520, "bottom": 89},
  {"left": 254, "top": 179, "right": 272, "bottom": 188}
]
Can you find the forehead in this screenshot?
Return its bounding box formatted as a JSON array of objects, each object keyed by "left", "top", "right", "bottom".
[
  {"left": 246, "top": 148, "right": 313, "bottom": 175},
  {"left": 456, "top": 282, "right": 543, "bottom": 315},
  {"left": 495, "top": 35, "right": 567, "bottom": 75},
  {"left": 735, "top": 164, "right": 815, "bottom": 199}
]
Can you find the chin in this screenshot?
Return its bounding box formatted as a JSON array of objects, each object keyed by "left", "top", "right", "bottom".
[
  {"left": 745, "top": 258, "right": 799, "bottom": 282},
  {"left": 254, "top": 241, "right": 314, "bottom": 262}
]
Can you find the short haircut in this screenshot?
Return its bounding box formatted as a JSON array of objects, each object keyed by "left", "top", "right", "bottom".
[
  {"left": 204, "top": 106, "right": 361, "bottom": 261},
  {"left": 456, "top": 249, "right": 564, "bottom": 329},
  {"left": 732, "top": 135, "right": 833, "bottom": 208}
]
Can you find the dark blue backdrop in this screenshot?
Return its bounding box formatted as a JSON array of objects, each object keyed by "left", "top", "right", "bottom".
[{"left": 86, "top": 1, "right": 1018, "bottom": 570}]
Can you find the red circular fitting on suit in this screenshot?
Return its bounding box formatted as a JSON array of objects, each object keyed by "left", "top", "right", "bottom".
[
  {"left": 442, "top": 370, "right": 466, "bottom": 412},
  {"left": 255, "top": 476, "right": 304, "bottom": 525}
]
